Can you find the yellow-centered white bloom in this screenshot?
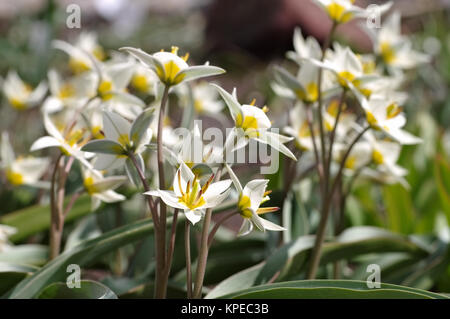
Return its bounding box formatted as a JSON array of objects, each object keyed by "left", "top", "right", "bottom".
[
  {"left": 225, "top": 164, "right": 285, "bottom": 236},
  {"left": 286, "top": 27, "right": 322, "bottom": 63},
  {"left": 81, "top": 111, "right": 148, "bottom": 169},
  {"left": 0, "top": 224, "right": 17, "bottom": 252},
  {"left": 120, "top": 46, "right": 225, "bottom": 87},
  {"left": 313, "top": 0, "right": 392, "bottom": 24},
  {"left": 213, "top": 84, "right": 297, "bottom": 160},
  {"left": 42, "top": 69, "right": 97, "bottom": 113},
  {"left": 144, "top": 162, "right": 232, "bottom": 225},
  {"left": 3, "top": 71, "right": 47, "bottom": 111},
  {"left": 30, "top": 112, "right": 92, "bottom": 168},
  {"left": 82, "top": 167, "right": 126, "bottom": 211},
  {"left": 357, "top": 95, "right": 422, "bottom": 145},
  {"left": 53, "top": 32, "right": 105, "bottom": 74},
  {"left": 334, "top": 141, "right": 371, "bottom": 173},
  {"left": 130, "top": 63, "right": 159, "bottom": 96},
  {"left": 360, "top": 131, "right": 409, "bottom": 187},
  {"left": 81, "top": 108, "right": 155, "bottom": 185},
  {"left": 164, "top": 123, "right": 223, "bottom": 170},
  {"left": 93, "top": 59, "right": 146, "bottom": 120},
  {"left": 283, "top": 102, "right": 315, "bottom": 151},
  {"left": 176, "top": 82, "right": 224, "bottom": 114},
  {"left": 308, "top": 44, "right": 379, "bottom": 92},
  {"left": 1, "top": 132, "right": 50, "bottom": 188},
  {"left": 366, "top": 11, "right": 430, "bottom": 71}
]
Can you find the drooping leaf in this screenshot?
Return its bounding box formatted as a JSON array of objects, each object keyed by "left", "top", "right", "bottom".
[
  {"left": 218, "top": 280, "right": 448, "bottom": 299},
  {"left": 37, "top": 280, "right": 117, "bottom": 299},
  {"left": 7, "top": 218, "right": 155, "bottom": 299}
]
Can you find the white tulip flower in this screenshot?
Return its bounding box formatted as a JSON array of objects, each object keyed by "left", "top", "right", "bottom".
[
  {"left": 213, "top": 84, "right": 297, "bottom": 160},
  {"left": 358, "top": 96, "right": 422, "bottom": 145},
  {"left": 312, "top": 0, "right": 392, "bottom": 24},
  {"left": 120, "top": 46, "right": 225, "bottom": 87},
  {"left": 176, "top": 82, "right": 224, "bottom": 114},
  {"left": 53, "top": 32, "right": 105, "bottom": 74},
  {"left": 30, "top": 112, "right": 92, "bottom": 168},
  {"left": 144, "top": 162, "right": 232, "bottom": 225},
  {"left": 367, "top": 11, "right": 430, "bottom": 71},
  {"left": 42, "top": 69, "right": 97, "bottom": 113},
  {"left": 81, "top": 108, "right": 155, "bottom": 184},
  {"left": 3, "top": 71, "right": 47, "bottom": 111},
  {"left": 286, "top": 27, "right": 322, "bottom": 64},
  {"left": 82, "top": 167, "right": 127, "bottom": 211},
  {"left": 225, "top": 164, "right": 285, "bottom": 236},
  {"left": 283, "top": 102, "right": 316, "bottom": 151},
  {"left": 1, "top": 132, "right": 50, "bottom": 188}
]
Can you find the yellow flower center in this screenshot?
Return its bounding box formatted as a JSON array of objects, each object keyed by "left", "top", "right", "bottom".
[
  {"left": 9, "top": 97, "right": 27, "bottom": 110},
  {"left": 296, "top": 82, "right": 318, "bottom": 103},
  {"left": 380, "top": 42, "right": 396, "bottom": 64},
  {"left": 194, "top": 99, "right": 204, "bottom": 112},
  {"left": 83, "top": 176, "right": 98, "bottom": 195},
  {"left": 326, "top": 2, "right": 353, "bottom": 23},
  {"left": 92, "top": 126, "right": 104, "bottom": 139},
  {"left": 66, "top": 129, "right": 85, "bottom": 147},
  {"left": 298, "top": 121, "right": 311, "bottom": 138},
  {"left": 58, "top": 83, "right": 75, "bottom": 99},
  {"left": 337, "top": 71, "right": 356, "bottom": 88},
  {"left": 131, "top": 74, "right": 149, "bottom": 93},
  {"left": 93, "top": 46, "right": 106, "bottom": 61},
  {"left": 359, "top": 87, "right": 372, "bottom": 98},
  {"left": 117, "top": 134, "right": 131, "bottom": 148},
  {"left": 69, "top": 58, "right": 90, "bottom": 74},
  {"left": 235, "top": 113, "right": 260, "bottom": 138},
  {"left": 98, "top": 80, "right": 114, "bottom": 100},
  {"left": 372, "top": 149, "right": 384, "bottom": 165},
  {"left": 362, "top": 60, "right": 376, "bottom": 74},
  {"left": 325, "top": 119, "right": 334, "bottom": 132},
  {"left": 366, "top": 111, "right": 378, "bottom": 128},
  {"left": 177, "top": 172, "right": 211, "bottom": 210},
  {"left": 6, "top": 170, "right": 24, "bottom": 185},
  {"left": 344, "top": 155, "right": 357, "bottom": 169},
  {"left": 156, "top": 60, "right": 184, "bottom": 86},
  {"left": 386, "top": 103, "right": 402, "bottom": 119},
  {"left": 238, "top": 195, "right": 253, "bottom": 219}
]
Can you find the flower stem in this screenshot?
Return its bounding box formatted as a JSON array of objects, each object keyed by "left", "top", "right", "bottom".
[
  {"left": 49, "top": 154, "right": 63, "bottom": 260},
  {"left": 207, "top": 211, "right": 238, "bottom": 249},
  {"left": 316, "top": 22, "right": 337, "bottom": 193},
  {"left": 307, "top": 126, "right": 369, "bottom": 279},
  {"left": 154, "top": 84, "right": 171, "bottom": 299},
  {"left": 325, "top": 89, "right": 346, "bottom": 191},
  {"left": 193, "top": 166, "right": 224, "bottom": 298},
  {"left": 128, "top": 152, "right": 168, "bottom": 298},
  {"left": 164, "top": 209, "right": 179, "bottom": 280},
  {"left": 185, "top": 220, "right": 192, "bottom": 299}
]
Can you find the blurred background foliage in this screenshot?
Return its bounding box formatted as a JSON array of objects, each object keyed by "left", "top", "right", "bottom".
[{"left": 1, "top": 0, "right": 450, "bottom": 297}]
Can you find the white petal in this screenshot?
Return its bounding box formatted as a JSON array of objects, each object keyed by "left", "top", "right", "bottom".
[
  {"left": 388, "top": 128, "right": 422, "bottom": 145},
  {"left": 224, "top": 163, "right": 243, "bottom": 193},
  {"left": 30, "top": 136, "right": 61, "bottom": 152},
  {"left": 94, "top": 190, "right": 126, "bottom": 203},
  {"left": 203, "top": 179, "right": 232, "bottom": 201},
  {"left": 237, "top": 219, "right": 253, "bottom": 237},
  {"left": 103, "top": 111, "right": 131, "bottom": 141},
  {"left": 43, "top": 113, "right": 64, "bottom": 141},
  {"left": 185, "top": 209, "right": 202, "bottom": 225},
  {"left": 242, "top": 179, "right": 269, "bottom": 212},
  {"left": 145, "top": 189, "right": 186, "bottom": 210},
  {"left": 259, "top": 217, "right": 286, "bottom": 231}
]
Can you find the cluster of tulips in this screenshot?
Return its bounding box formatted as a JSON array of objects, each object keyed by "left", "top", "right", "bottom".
[{"left": 0, "top": 0, "right": 429, "bottom": 298}]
